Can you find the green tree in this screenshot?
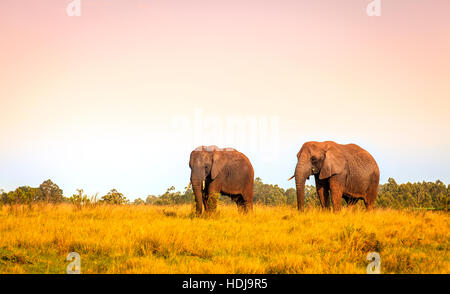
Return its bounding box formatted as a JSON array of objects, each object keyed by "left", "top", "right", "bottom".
[
  {"left": 304, "top": 185, "right": 320, "bottom": 207},
  {"left": 285, "top": 188, "right": 297, "bottom": 205},
  {"left": 1, "top": 186, "right": 42, "bottom": 204},
  {"left": 253, "top": 177, "right": 287, "bottom": 205},
  {"left": 37, "top": 179, "right": 64, "bottom": 203},
  {"left": 377, "top": 178, "right": 449, "bottom": 210}
]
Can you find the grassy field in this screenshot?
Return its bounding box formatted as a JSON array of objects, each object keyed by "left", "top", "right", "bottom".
[{"left": 0, "top": 203, "right": 448, "bottom": 274}]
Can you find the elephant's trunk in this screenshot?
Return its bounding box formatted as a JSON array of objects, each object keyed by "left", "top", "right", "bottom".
[
  {"left": 191, "top": 180, "right": 203, "bottom": 214},
  {"left": 294, "top": 160, "right": 310, "bottom": 211}
]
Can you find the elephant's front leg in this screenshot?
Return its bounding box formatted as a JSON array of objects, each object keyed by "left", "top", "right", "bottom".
[
  {"left": 202, "top": 191, "right": 209, "bottom": 212},
  {"left": 202, "top": 186, "right": 209, "bottom": 212},
  {"left": 316, "top": 186, "right": 327, "bottom": 208},
  {"left": 315, "top": 177, "right": 330, "bottom": 209},
  {"left": 329, "top": 177, "right": 344, "bottom": 212},
  {"left": 206, "top": 182, "right": 221, "bottom": 212},
  {"left": 317, "top": 187, "right": 331, "bottom": 209},
  {"left": 323, "top": 187, "right": 331, "bottom": 208}
]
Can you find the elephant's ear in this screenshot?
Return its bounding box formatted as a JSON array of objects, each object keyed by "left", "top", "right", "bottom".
[
  {"left": 319, "top": 147, "right": 346, "bottom": 180},
  {"left": 211, "top": 151, "right": 226, "bottom": 180},
  {"left": 189, "top": 152, "right": 194, "bottom": 169}
]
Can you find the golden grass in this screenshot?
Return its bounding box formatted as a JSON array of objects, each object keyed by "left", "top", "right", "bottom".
[{"left": 0, "top": 203, "right": 448, "bottom": 274}]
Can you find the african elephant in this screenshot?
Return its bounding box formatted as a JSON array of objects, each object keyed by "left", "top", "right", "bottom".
[
  {"left": 290, "top": 141, "right": 379, "bottom": 211},
  {"left": 189, "top": 145, "right": 254, "bottom": 214}
]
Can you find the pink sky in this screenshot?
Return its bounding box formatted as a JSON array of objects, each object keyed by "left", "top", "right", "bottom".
[{"left": 1, "top": 1, "right": 449, "bottom": 198}]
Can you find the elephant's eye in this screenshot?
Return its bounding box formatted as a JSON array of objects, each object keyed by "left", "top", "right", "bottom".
[{"left": 311, "top": 157, "right": 317, "bottom": 163}]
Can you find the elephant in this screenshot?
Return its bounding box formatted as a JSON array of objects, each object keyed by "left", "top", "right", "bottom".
[
  {"left": 289, "top": 141, "right": 379, "bottom": 211},
  {"left": 189, "top": 145, "right": 254, "bottom": 214}
]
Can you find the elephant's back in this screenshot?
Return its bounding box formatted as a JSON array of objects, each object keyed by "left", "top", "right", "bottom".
[
  {"left": 341, "top": 144, "right": 380, "bottom": 178},
  {"left": 234, "top": 151, "right": 255, "bottom": 175}
]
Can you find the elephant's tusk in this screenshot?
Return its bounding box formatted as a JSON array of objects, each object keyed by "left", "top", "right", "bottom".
[
  {"left": 287, "top": 175, "right": 295, "bottom": 181},
  {"left": 202, "top": 180, "right": 205, "bottom": 190},
  {"left": 187, "top": 182, "right": 191, "bottom": 190}
]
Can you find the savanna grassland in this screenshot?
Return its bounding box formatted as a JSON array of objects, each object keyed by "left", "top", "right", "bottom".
[{"left": 0, "top": 203, "right": 448, "bottom": 274}]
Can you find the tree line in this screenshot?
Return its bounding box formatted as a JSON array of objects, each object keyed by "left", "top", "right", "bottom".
[{"left": 1, "top": 177, "right": 448, "bottom": 210}]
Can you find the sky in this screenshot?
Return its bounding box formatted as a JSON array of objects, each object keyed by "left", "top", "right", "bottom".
[{"left": 0, "top": 0, "right": 449, "bottom": 200}]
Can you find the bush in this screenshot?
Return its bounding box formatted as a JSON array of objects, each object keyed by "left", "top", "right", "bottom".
[{"left": 99, "top": 189, "right": 129, "bottom": 205}]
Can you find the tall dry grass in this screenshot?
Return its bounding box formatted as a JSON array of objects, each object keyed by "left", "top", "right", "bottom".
[{"left": 0, "top": 203, "right": 448, "bottom": 273}]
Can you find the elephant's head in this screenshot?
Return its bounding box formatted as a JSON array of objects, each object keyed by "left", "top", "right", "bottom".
[
  {"left": 292, "top": 141, "right": 347, "bottom": 210},
  {"left": 189, "top": 145, "right": 227, "bottom": 213}
]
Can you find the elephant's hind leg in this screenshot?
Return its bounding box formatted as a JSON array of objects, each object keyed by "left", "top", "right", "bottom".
[
  {"left": 240, "top": 185, "right": 253, "bottom": 213},
  {"left": 364, "top": 184, "right": 378, "bottom": 211},
  {"left": 364, "top": 198, "right": 375, "bottom": 210},
  {"left": 364, "top": 173, "right": 379, "bottom": 211},
  {"left": 244, "top": 197, "right": 253, "bottom": 212},
  {"left": 235, "top": 194, "right": 252, "bottom": 213},
  {"left": 364, "top": 193, "right": 376, "bottom": 210},
  {"left": 235, "top": 195, "right": 246, "bottom": 212}
]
